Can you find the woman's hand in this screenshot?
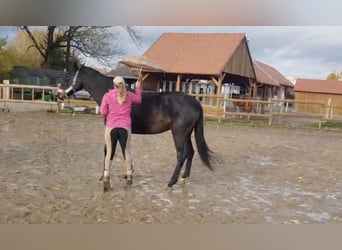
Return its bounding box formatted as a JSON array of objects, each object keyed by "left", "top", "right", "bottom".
[{"left": 136, "top": 76, "right": 142, "bottom": 88}]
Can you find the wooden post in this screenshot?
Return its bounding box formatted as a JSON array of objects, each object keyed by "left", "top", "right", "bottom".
[
  {"left": 319, "top": 104, "right": 324, "bottom": 129},
  {"left": 3, "top": 80, "right": 10, "bottom": 112},
  {"left": 212, "top": 73, "right": 225, "bottom": 110},
  {"left": 325, "top": 98, "right": 331, "bottom": 119},
  {"left": 268, "top": 99, "right": 273, "bottom": 126},
  {"left": 176, "top": 74, "right": 181, "bottom": 92},
  {"left": 252, "top": 81, "right": 257, "bottom": 98},
  {"left": 217, "top": 97, "right": 222, "bottom": 123}
]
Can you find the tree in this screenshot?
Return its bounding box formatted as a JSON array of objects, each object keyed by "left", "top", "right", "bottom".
[
  {"left": 19, "top": 26, "right": 142, "bottom": 72},
  {"left": 327, "top": 71, "right": 342, "bottom": 80},
  {"left": 0, "top": 38, "right": 16, "bottom": 80},
  {"left": 8, "top": 28, "right": 45, "bottom": 68}
]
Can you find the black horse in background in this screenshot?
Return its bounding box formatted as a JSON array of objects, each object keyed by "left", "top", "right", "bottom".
[{"left": 62, "top": 66, "right": 214, "bottom": 187}]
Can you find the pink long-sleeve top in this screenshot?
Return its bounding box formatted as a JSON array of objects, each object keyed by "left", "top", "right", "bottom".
[{"left": 100, "top": 87, "right": 142, "bottom": 128}]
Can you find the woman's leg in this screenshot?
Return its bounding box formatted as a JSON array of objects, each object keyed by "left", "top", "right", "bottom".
[
  {"left": 104, "top": 126, "right": 113, "bottom": 178},
  {"left": 124, "top": 127, "right": 133, "bottom": 183}
]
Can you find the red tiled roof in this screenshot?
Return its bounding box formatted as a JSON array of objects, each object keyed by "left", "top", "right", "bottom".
[
  {"left": 295, "top": 79, "right": 342, "bottom": 95},
  {"left": 253, "top": 61, "right": 279, "bottom": 87},
  {"left": 143, "top": 32, "right": 246, "bottom": 75},
  {"left": 254, "top": 60, "right": 293, "bottom": 87}
]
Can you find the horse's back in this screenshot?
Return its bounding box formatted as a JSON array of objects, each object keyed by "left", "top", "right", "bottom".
[{"left": 131, "top": 92, "right": 202, "bottom": 134}]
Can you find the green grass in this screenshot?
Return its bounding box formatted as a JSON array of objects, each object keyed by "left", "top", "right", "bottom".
[
  {"left": 321, "top": 120, "right": 342, "bottom": 129},
  {"left": 204, "top": 116, "right": 342, "bottom": 130},
  {"left": 204, "top": 117, "right": 269, "bottom": 128}
]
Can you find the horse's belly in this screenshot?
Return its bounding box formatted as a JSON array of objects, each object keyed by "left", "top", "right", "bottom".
[{"left": 132, "top": 120, "right": 170, "bottom": 134}]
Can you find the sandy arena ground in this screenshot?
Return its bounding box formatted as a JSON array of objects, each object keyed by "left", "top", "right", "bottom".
[{"left": 0, "top": 103, "right": 342, "bottom": 223}]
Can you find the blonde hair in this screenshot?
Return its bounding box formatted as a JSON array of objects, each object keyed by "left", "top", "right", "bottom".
[{"left": 113, "top": 76, "right": 127, "bottom": 104}]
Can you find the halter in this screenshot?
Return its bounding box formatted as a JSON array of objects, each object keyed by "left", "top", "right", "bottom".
[
  {"left": 72, "top": 70, "right": 79, "bottom": 87},
  {"left": 64, "top": 70, "right": 79, "bottom": 95}
]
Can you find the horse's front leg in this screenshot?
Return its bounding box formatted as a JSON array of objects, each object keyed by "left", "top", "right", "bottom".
[
  {"left": 102, "top": 127, "right": 115, "bottom": 192},
  {"left": 99, "top": 144, "right": 107, "bottom": 181},
  {"left": 103, "top": 143, "right": 112, "bottom": 192}
]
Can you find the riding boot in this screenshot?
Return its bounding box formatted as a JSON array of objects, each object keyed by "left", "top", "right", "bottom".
[
  {"left": 103, "top": 160, "right": 112, "bottom": 192},
  {"left": 103, "top": 176, "right": 110, "bottom": 192},
  {"left": 126, "top": 163, "right": 133, "bottom": 185},
  {"left": 126, "top": 174, "right": 133, "bottom": 185},
  {"left": 103, "top": 160, "right": 112, "bottom": 178}
]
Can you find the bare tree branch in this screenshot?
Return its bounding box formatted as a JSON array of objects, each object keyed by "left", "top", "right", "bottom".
[
  {"left": 20, "top": 26, "right": 46, "bottom": 59},
  {"left": 18, "top": 26, "right": 144, "bottom": 70}
]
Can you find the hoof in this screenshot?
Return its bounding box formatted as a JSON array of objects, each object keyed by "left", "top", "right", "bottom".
[
  {"left": 168, "top": 181, "right": 176, "bottom": 187},
  {"left": 126, "top": 175, "right": 133, "bottom": 185},
  {"left": 177, "top": 177, "right": 186, "bottom": 185},
  {"left": 103, "top": 177, "right": 110, "bottom": 192}
]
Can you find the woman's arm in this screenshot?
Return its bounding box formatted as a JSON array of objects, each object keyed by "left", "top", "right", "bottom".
[
  {"left": 131, "top": 78, "right": 142, "bottom": 103},
  {"left": 100, "top": 94, "right": 109, "bottom": 116}
]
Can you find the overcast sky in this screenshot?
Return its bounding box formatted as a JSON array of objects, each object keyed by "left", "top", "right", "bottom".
[{"left": 1, "top": 26, "right": 342, "bottom": 81}]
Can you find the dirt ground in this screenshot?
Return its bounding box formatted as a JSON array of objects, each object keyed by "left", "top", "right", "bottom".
[{"left": 1, "top": 103, "right": 342, "bottom": 224}]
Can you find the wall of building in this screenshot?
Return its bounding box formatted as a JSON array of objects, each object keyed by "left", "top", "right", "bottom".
[{"left": 295, "top": 91, "right": 342, "bottom": 115}]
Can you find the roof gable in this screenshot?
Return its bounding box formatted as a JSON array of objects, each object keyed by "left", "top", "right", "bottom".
[
  {"left": 295, "top": 79, "right": 342, "bottom": 95},
  {"left": 143, "top": 32, "right": 254, "bottom": 77},
  {"left": 254, "top": 60, "right": 293, "bottom": 87}
]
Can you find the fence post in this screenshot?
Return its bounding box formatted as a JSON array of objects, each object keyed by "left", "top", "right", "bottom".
[
  {"left": 3, "top": 80, "right": 10, "bottom": 112},
  {"left": 217, "top": 97, "right": 222, "bottom": 123},
  {"left": 325, "top": 98, "right": 332, "bottom": 119},
  {"left": 319, "top": 104, "right": 324, "bottom": 129},
  {"left": 268, "top": 99, "right": 273, "bottom": 126}
]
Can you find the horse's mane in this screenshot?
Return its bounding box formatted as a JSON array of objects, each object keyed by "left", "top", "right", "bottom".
[{"left": 81, "top": 65, "right": 111, "bottom": 80}]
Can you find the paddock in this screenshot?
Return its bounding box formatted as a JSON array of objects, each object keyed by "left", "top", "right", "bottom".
[{"left": 0, "top": 105, "right": 341, "bottom": 223}]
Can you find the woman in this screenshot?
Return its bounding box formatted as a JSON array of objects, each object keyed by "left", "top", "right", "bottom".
[{"left": 100, "top": 75, "right": 142, "bottom": 186}]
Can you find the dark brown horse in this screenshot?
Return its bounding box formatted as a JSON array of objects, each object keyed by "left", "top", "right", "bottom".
[
  {"left": 61, "top": 66, "right": 213, "bottom": 188},
  {"left": 233, "top": 95, "right": 257, "bottom": 113}
]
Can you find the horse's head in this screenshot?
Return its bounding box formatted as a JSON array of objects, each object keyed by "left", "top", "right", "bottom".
[
  {"left": 57, "top": 65, "right": 112, "bottom": 105},
  {"left": 58, "top": 66, "right": 85, "bottom": 100},
  {"left": 65, "top": 68, "right": 84, "bottom": 97}
]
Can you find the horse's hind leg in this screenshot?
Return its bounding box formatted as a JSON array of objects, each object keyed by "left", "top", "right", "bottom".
[
  {"left": 116, "top": 128, "right": 132, "bottom": 185},
  {"left": 168, "top": 134, "right": 187, "bottom": 187},
  {"left": 180, "top": 137, "right": 194, "bottom": 182},
  {"left": 99, "top": 144, "right": 107, "bottom": 181}
]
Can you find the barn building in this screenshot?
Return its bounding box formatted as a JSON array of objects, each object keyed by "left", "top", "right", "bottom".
[
  {"left": 294, "top": 79, "right": 342, "bottom": 116},
  {"left": 139, "top": 32, "right": 257, "bottom": 100},
  {"left": 253, "top": 60, "right": 294, "bottom": 100}
]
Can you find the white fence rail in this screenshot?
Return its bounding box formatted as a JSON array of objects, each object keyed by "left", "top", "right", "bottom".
[{"left": 0, "top": 82, "right": 60, "bottom": 112}]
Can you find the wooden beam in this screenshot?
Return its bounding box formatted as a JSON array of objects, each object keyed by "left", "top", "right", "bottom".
[
  {"left": 142, "top": 73, "right": 149, "bottom": 81},
  {"left": 139, "top": 73, "right": 150, "bottom": 90},
  {"left": 211, "top": 76, "right": 218, "bottom": 86}
]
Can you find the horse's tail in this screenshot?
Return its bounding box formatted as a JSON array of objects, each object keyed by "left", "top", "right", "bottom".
[{"left": 194, "top": 111, "right": 213, "bottom": 171}]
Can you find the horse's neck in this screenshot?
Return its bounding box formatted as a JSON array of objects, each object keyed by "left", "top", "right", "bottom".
[{"left": 84, "top": 76, "right": 112, "bottom": 105}]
